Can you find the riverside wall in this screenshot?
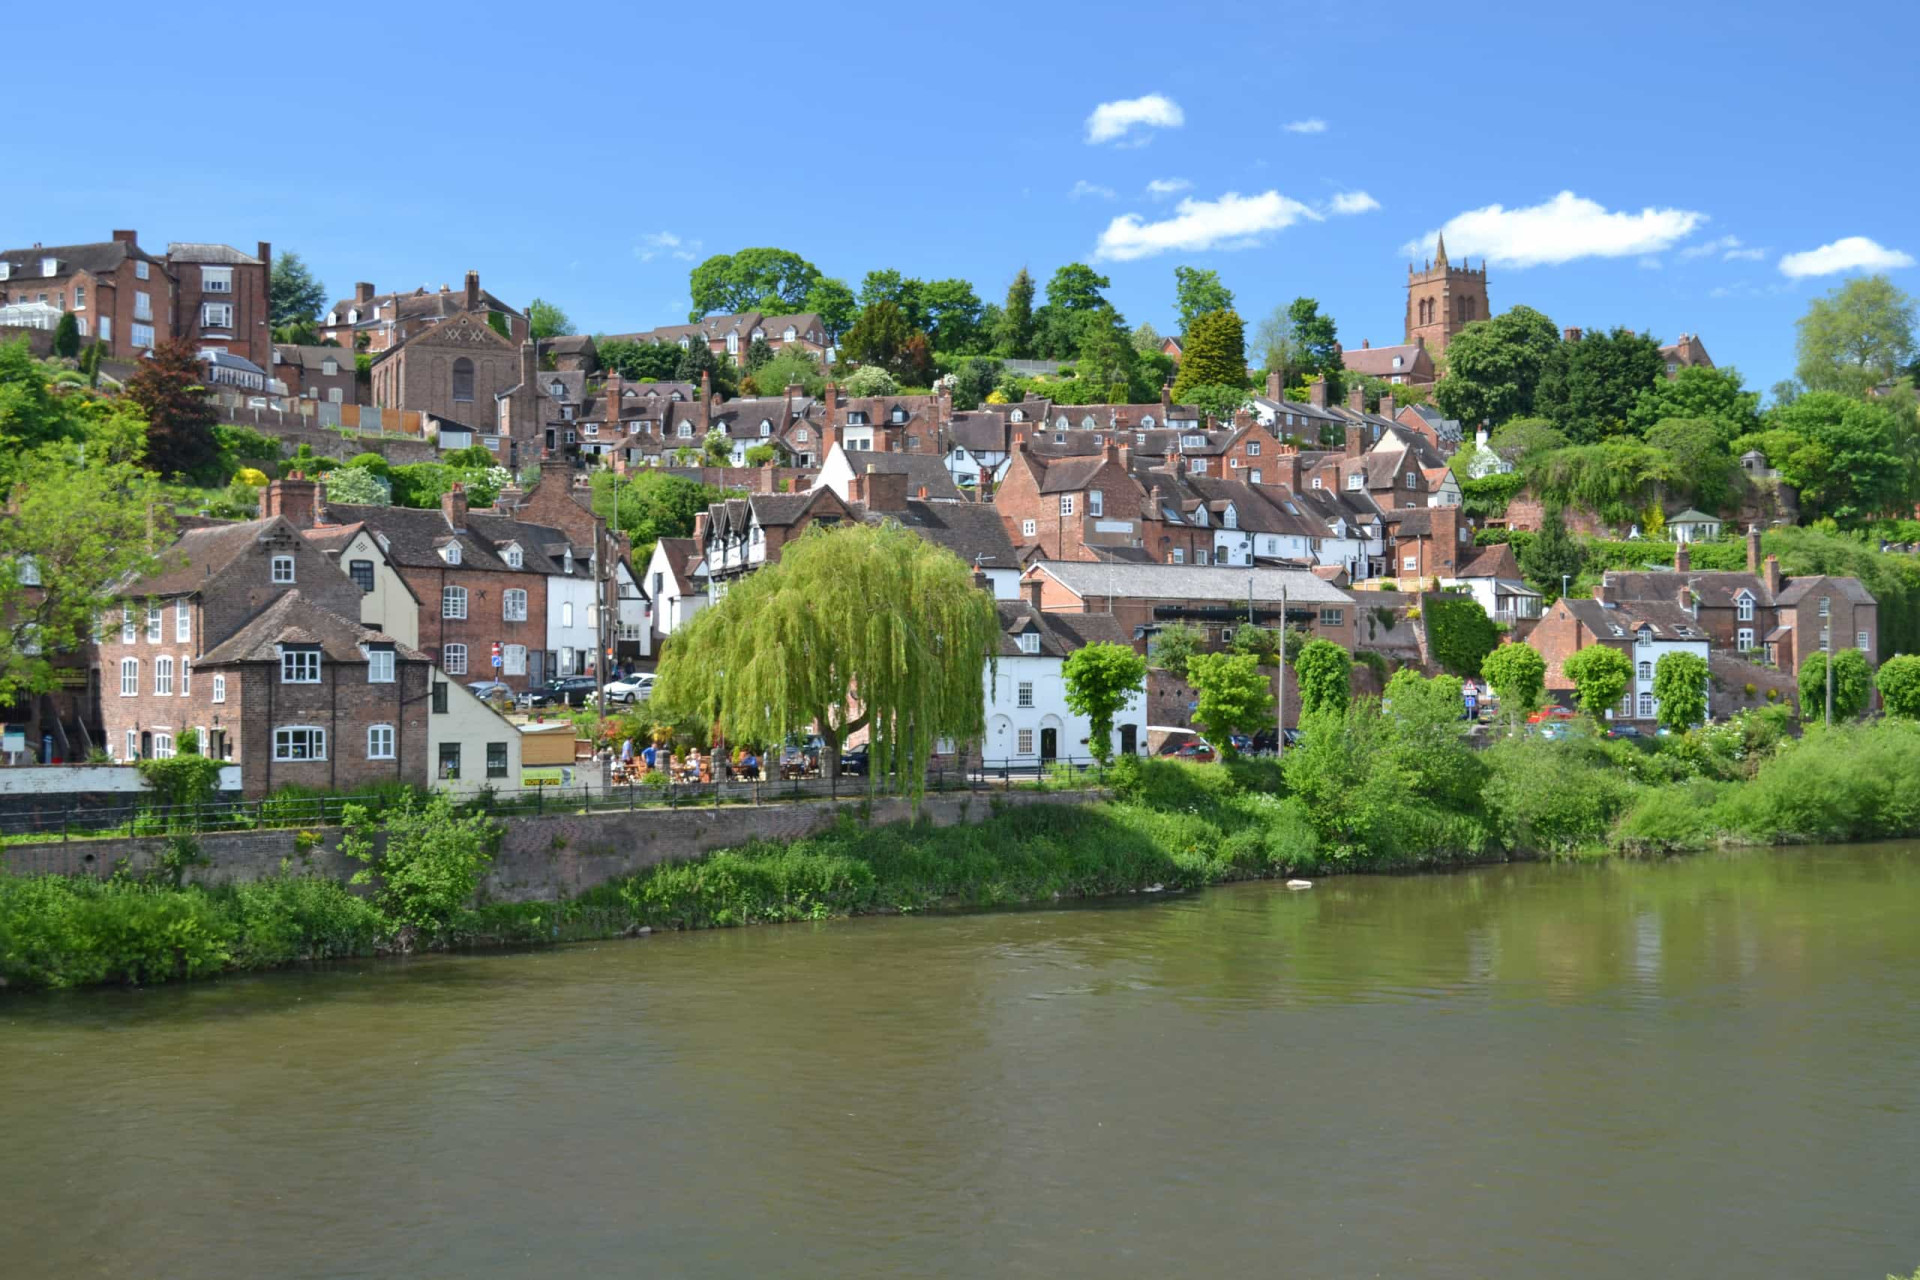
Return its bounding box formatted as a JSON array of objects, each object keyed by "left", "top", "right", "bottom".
[{"left": 0, "top": 789, "right": 1103, "bottom": 904}]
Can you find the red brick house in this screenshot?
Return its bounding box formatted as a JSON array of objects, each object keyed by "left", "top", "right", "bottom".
[
  {"left": 993, "top": 440, "right": 1159, "bottom": 563},
  {"left": 319, "top": 273, "right": 527, "bottom": 354},
  {"left": 167, "top": 242, "right": 273, "bottom": 367},
  {"left": 1342, "top": 337, "right": 1437, "bottom": 386}
]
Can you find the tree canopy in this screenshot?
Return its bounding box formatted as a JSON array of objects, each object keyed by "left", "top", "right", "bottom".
[
  {"left": 1173, "top": 266, "right": 1235, "bottom": 337},
  {"left": 528, "top": 298, "right": 572, "bottom": 340},
  {"left": 1187, "top": 652, "right": 1274, "bottom": 757},
  {"left": 1425, "top": 594, "right": 1499, "bottom": 678},
  {"left": 1434, "top": 304, "right": 1561, "bottom": 428},
  {"left": 1035, "top": 263, "right": 1112, "bottom": 359},
  {"left": 687, "top": 248, "right": 822, "bottom": 319},
  {"left": 1482, "top": 643, "right": 1546, "bottom": 712},
  {"left": 1628, "top": 365, "right": 1762, "bottom": 439},
  {"left": 1740, "top": 391, "right": 1917, "bottom": 526},
  {"left": 650, "top": 522, "right": 1000, "bottom": 797},
  {"left": 1294, "top": 638, "right": 1352, "bottom": 718},
  {"left": 994, "top": 268, "right": 1037, "bottom": 358},
  {"left": 1651, "top": 651, "right": 1709, "bottom": 731},
  {"left": 270, "top": 251, "right": 329, "bottom": 328},
  {"left": 594, "top": 338, "right": 683, "bottom": 382},
  {"left": 1876, "top": 653, "right": 1920, "bottom": 718},
  {"left": 1561, "top": 644, "right": 1633, "bottom": 721},
  {"left": 1536, "top": 325, "right": 1665, "bottom": 442},
  {"left": 1798, "top": 648, "right": 1874, "bottom": 723},
  {"left": 1794, "top": 275, "right": 1916, "bottom": 398},
  {"left": 1171, "top": 308, "right": 1248, "bottom": 403},
  {"left": 126, "top": 338, "right": 219, "bottom": 480},
  {"left": 1062, "top": 642, "right": 1147, "bottom": 765}
]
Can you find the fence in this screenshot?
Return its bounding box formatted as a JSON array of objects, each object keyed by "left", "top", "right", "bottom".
[{"left": 0, "top": 758, "right": 1117, "bottom": 843}]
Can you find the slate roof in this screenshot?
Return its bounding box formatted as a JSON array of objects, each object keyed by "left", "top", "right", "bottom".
[
  {"left": 840, "top": 451, "right": 964, "bottom": 502},
  {"left": 272, "top": 343, "right": 352, "bottom": 372},
  {"left": 197, "top": 591, "right": 425, "bottom": 667},
  {"left": 1340, "top": 343, "right": 1427, "bottom": 378},
  {"left": 320, "top": 503, "right": 567, "bottom": 575},
  {"left": 993, "top": 600, "right": 1133, "bottom": 657},
  {"left": 1563, "top": 596, "right": 1708, "bottom": 640},
  {"left": 1775, "top": 575, "right": 1877, "bottom": 606},
  {"left": 121, "top": 518, "right": 297, "bottom": 598},
  {"left": 1456, "top": 544, "right": 1522, "bottom": 578},
  {"left": 1033, "top": 561, "right": 1353, "bottom": 604},
  {"left": 867, "top": 500, "right": 1016, "bottom": 568},
  {"left": 653, "top": 537, "right": 700, "bottom": 595},
  {"left": 949, "top": 412, "right": 1009, "bottom": 454},
  {"left": 0, "top": 238, "right": 165, "bottom": 278},
  {"left": 167, "top": 243, "right": 262, "bottom": 265},
  {"left": 1603, "top": 570, "right": 1771, "bottom": 609}
]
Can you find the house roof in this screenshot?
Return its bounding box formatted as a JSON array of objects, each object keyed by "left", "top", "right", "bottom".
[
  {"left": 0, "top": 238, "right": 165, "bottom": 278},
  {"left": 841, "top": 451, "right": 964, "bottom": 502},
  {"left": 198, "top": 591, "right": 425, "bottom": 667},
  {"left": 1032, "top": 561, "right": 1353, "bottom": 604},
  {"left": 121, "top": 517, "right": 299, "bottom": 598},
  {"left": 1564, "top": 596, "right": 1708, "bottom": 641},
  {"left": 1775, "top": 574, "right": 1877, "bottom": 606},
  {"left": 993, "top": 600, "right": 1133, "bottom": 657},
  {"left": 868, "top": 500, "right": 1016, "bottom": 568},
  {"left": 1340, "top": 343, "right": 1427, "bottom": 378},
  {"left": 949, "top": 412, "right": 1009, "bottom": 454},
  {"left": 320, "top": 503, "right": 567, "bottom": 574},
  {"left": 652, "top": 537, "right": 700, "bottom": 595},
  {"left": 166, "top": 243, "right": 262, "bottom": 265},
  {"left": 1456, "top": 543, "right": 1522, "bottom": 579},
  {"left": 272, "top": 343, "right": 351, "bottom": 371}
]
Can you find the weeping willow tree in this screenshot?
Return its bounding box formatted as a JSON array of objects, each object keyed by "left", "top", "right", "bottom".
[{"left": 650, "top": 521, "right": 1000, "bottom": 801}]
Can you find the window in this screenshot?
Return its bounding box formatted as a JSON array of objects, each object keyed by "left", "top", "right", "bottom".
[
  {"left": 133, "top": 258, "right": 151, "bottom": 281},
  {"left": 1858, "top": 630, "right": 1871, "bottom": 650},
  {"left": 1022, "top": 519, "right": 1036, "bottom": 538},
  {"left": 442, "top": 541, "right": 463, "bottom": 566},
  {"left": 452, "top": 357, "right": 474, "bottom": 402},
  {"left": 442, "top": 586, "right": 467, "bottom": 619},
  {"left": 561, "top": 601, "right": 575, "bottom": 628},
  {"left": 1318, "top": 608, "right": 1344, "bottom": 627},
  {"left": 125, "top": 730, "right": 138, "bottom": 761},
  {"left": 438, "top": 743, "right": 462, "bottom": 780},
  {"left": 212, "top": 674, "right": 226, "bottom": 703},
  {"left": 1171, "top": 549, "right": 1185, "bottom": 564},
  {"left": 794, "top": 428, "right": 808, "bottom": 443},
  {"left": 181, "top": 658, "right": 191, "bottom": 695},
  {"left": 75, "top": 318, "right": 87, "bottom": 336},
  {"left": 443, "top": 643, "right": 468, "bottom": 675},
  {"left": 281, "top": 649, "right": 320, "bottom": 683},
  {"left": 1736, "top": 593, "right": 1754, "bottom": 621},
  {"left": 155, "top": 656, "right": 174, "bottom": 696},
  {"left": 1347, "top": 473, "right": 1363, "bottom": 490},
  {"left": 1638, "top": 660, "right": 1653, "bottom": 680},
  {"left": 1818, "top": 596, "right": 1830, "bottom": 618},
  {"left": 1247, "top": 441, "right": 1261, "bottom": 456},
  {"left": 74, "top": 284, "right": 85, "bottom": 309},
  {"left": 1405, "top": 472, "right": 1418, "bottom": 489},
  {"left": 1089, "top": 490, "right": 1104, "bottom": 517},
  {"left": 502, "top": 643, "right": 526, "bottom": 676},
  {"left": 132, "top": 322, "right": 157, "bottom": 350},
  {"left": 1060, "top": 494, "right": 1075, "bottom": 517},
  {"left": 1638, "top": 693, "right": 1655, "bottom": 718},
  {"left": 1402, "top": 555, "right": 1418, "bottom": 571},
  {"left": 119, "top": 657, "right": 138, "bottom": 696},
  {"left": 133, "top": 291, "right": 152, "bottom": 322},
  {"left": 322, "top": 358, "right": 339, "bottom": 377},
  {"left": 1737, "top": 627, "right": 1755, "bottom": 650},
  {"left": 175, "top": 599, "right": 191, "bottom": 641},
  {"left": 368, "top": 648, "right": 395, "bottom": 683},
  {"left": 432, "top": 682, "right": 449, "bottom": 713},
  {"left": 152, "top": 731, "right": 174, "bottom": 760},
  {"left": 759, "top": 420, "right": 771, "bottom": 437},
  {"left": 1311, "top": 477, "right": 1322, "bottom": 489},
  {"left": 367, "top": 725, "right": 395, "bottom": 759},
  {"left": 487, "top": 741, "right": 511, "bottom": 778},
  {"left": 783, "top": 326, "right": 796, "bottom": 341},
  {"left": 99, "top": 317, "right": 111, "bottom": 342},
  {"left": 201, "top": 302, "right": 233, "bottom": 328},
  {"left": 274, "top": 727, "right": 327, "bottom": 761},
  {"left": 1820, "top": 628, "right": 1831, "bottom": 651},
  {"left": 271, "top": 554, "right": 295, "bottom": 584},
  {"left": 1249, "top": 470, "right": 1262, "bottom": 485},
  {"left": 725, "top": 333, "right": 738, "bottom": 354},
  {"left": 1018, "top": 631, "right": 1040, "bottom": 654},
  {"left": 1017, "top": 681, "right": 1034, "bottom": 708},
  {"left": 1636, "top": 630, "right": 1651, "bottom": 648},
  {"left": 1017, "top": 728, "right": 1034, "bottom": 756},
  {"left": 349, "top": 559, "right": 375, "bottom": 592},
  {"left": 503, "top": 589, "right": 528, "bottom": 621}
]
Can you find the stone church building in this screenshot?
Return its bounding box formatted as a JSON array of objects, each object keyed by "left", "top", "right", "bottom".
[{"left": 1404, "top": 233, "right": 1490, "bottom": 355}]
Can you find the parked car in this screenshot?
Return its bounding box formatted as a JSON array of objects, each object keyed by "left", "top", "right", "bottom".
[
  {"left": 1605, "top": 724, "right": 1647, "bottom": 740},
  {"left": 466, "top": 680, "right": 514, "bottom": 702},
  {"left": 603, "top": 674, "right": 654, "bottom": 704},
  {"left": 1526, "top": 706, "right": 1578, "bottom": 724},
  {"left": 519, "top": 676, "right": 600, "bottom": 708},
  {"left": 839, "top": 746, "right": 868, "bottom": 776},
  {"left": 1156, "top": 736, "right": 1216, "bottom": 763}
]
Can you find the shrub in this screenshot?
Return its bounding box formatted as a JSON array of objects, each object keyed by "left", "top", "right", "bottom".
[{"left": 343, "top": 792, "right": 500, "bottom": 934}]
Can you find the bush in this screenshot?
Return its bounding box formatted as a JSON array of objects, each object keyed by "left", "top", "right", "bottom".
[
  {"left": 343, "top": 792, "right": 500, "bottom": 934},
  {"left": 1611, "top": 781, "right": 1722, "bottom": 855}
]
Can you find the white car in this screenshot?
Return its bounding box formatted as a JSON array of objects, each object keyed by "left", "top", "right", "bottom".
[{"left": 603, "top": 674, "right": 654, "bottom": 704}]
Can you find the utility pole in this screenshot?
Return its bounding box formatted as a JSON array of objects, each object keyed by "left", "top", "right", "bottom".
[
  {"left": 1275, "top": 582, "right": 1287, "bottom": 761},
  {"left": 1824, "top": 596, "right": 1833, "bottom": 727}
]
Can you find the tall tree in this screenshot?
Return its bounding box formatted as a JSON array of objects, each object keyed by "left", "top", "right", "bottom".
[
  {"left": 1651, "top": 651, "right": 1709, "bottom": 731},
  {"left": 1285, "top": 298, "right": 1344, "bottom": 399},
  {"left": 1251, "top": 303, "right": 1298, "bottom": 379},
  {"left": 1535, "top": 326, "right": 1665, "bottom": 442},
  {"left": 1797, "top": 649, "right": 1874, "bottom": 723},
  {"left": 1186, "top": 652, "right": 1274, "bottom": 758},
  {"left": 1131, "top": 321, "right": 1164, "bottom": 355},
  {"left": 859, "top": 269, "right": 925, "bottom": 330},
  {"left": 1433, "top": 304, "right": 1561, "bottom": 428},
  {"left": 803, "top": 276, "right": 858, "bottom": 340},
  {"left": 687, "top": 248, "right": 822, "bottom": 319},
  {"left": 920, "top": 278, "right": 985, "bottom": 353},
  {"left": 269, "top": 251, "right": 329, "bottom": 328},
  {"left": 1743, "top": 391, "right": 1914, "bottom": 525},
  {"left": 1062, "top": 642, "right": 1147, "bottom": 765},
  {"left": 743, "top": 335, "right": 777, "bottom": 373},
  {"left": 126, "top": 338, "right": 219, "bottom": 479},
  {"left": 1628, "top": 364, "right": 1762, "bottom": 439},
  {"left": 1424, "top": 595, "right": 1499, "bottom": 678},
  {"left": 672, "top": 340, "right": 737, "bottom": 398},
  {"left": 1074, "top": 305, "right": 1137, "bottom": 401},
  {"left": 1482, "top": 642, "right": 1546, "bottom": 713},
  {"left": 1795, "top": 275, "right": 1917, "bottom": 398},
  {"left": 1561, "top": 644, "right": 1633, "bottom": 723},
  {"left": 651, "top": 522, "right": 999, "bottom": 793},
  {"left": 1294, "top": 638, "right": 1352, "bottom": 718},
  {"left": 0, "top": 451, "right": 168, "bottom": 703},
  {"left": 1518, "top": 501, "right": 1587, "bottom": 598},
  {"left": 841, "top": 301, "right": 915, "bottom": 375},
  {"left": 1173, "top": 266, "right": 1235, "bottom": 337},
  {"left": 994, "top": 268, "right": 1037, "bottom": 358},
  {"left": 1171, "top": 308, "right": 1248, "bottom": 402},
  {"left": 1036, "top": 263, "right": 1112, "bottom": 359},
  {"left": 51, "top": 312, "right": 79, "bottom": 359},
  {"left": 527, "top": 298, "right": 572, "bottom": 340}
]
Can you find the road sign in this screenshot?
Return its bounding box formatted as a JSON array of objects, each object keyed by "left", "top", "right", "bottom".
[{"left": 491, "top": 641, "right": 503, "bottom": 669}]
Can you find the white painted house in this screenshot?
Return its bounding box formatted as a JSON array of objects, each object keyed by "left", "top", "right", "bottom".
[
  {"left": 427, "top": 676, "right": 523, "bottom": 795},
  {"left": 643, "top": 537, "right": 705, "bottom": 640},
  {"left": 983, "top": 600, "right": 1145, "bottom": 766}
]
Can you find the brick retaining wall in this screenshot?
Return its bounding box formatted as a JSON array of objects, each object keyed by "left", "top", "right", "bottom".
[{"left": 1, "top": 789, "right": 1104, "bottom": 903}]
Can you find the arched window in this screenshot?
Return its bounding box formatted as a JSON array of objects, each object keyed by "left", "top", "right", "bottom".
[{"left": 452, "top": 357, "right": 474, "bottom": 402}]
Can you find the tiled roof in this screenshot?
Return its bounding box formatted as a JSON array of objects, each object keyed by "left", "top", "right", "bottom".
[
  {"left": 0, "top": 238, "right": 164, "bottom": 279},
  {"left": 1033, "top": 561, "right": 1353, "bottom": 604},
  {"left": 121, "top": 518, "right": 293, "bottom": 598},
  {"left": 840, "top": 452, "right": 964, "bottom": 502},
  {"left": 166, "top": 243, "right": 262, "bottom": 265},
  {"left": 868, "top": 500, "right": 1016, "bottom": 568},
  {"left": 1340, "top": 343, "right": 1427, "bottom": 378},
  {"left": 198, "top": 591, "right": 425, "bottom": 666},
  {"left": 994, "top": 600, "right": 1134, "bottom": 657}
]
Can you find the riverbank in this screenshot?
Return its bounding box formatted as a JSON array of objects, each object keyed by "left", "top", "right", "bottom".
[{"left": 8, "top": 719, "right": 1920, "bottom": 991}]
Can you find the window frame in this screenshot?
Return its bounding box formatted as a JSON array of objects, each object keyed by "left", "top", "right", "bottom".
[
  {"left": 271, "top": 554, "right": 295, "bottom": 584},
  {"left": 273, "top": 726, "right": 328, "bottom": 762},
  {"left": 280, "top": 648, "right": 321, "bottom": 684},
  {"left": 443, "top": 643, "right": 468, "bottom": 675},
  {"left": 442, "top": 585, "right": 468, "bottom": 619},
  {"left": 503, "top": 588, "right": 528, "bottom": 621},
  {"left": 155, "top": 655, "right": 174, "bottom": 697},
  {"left": 367, "top": 648, "right": 396, "bottom": 683},
  {"left": 119, "top": 657, "right": 138, "bottom": 696},
  {"left": 212, "top": 674, "right": 226, "bottom": 703},
  {"left": 366, "top": 724, "right": 396, "bottom": 760}
]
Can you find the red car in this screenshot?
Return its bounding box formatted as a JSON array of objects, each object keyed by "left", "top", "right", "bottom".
[{"left": 1525, "top": 706, "right": 1578, "bottom": 724}]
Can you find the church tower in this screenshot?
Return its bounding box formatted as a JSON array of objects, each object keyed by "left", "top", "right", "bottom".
[{"left": 1405, "top": 233, "right": 1489, "bottom": 355}]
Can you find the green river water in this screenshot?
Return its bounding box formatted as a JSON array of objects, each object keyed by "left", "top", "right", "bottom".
[{"left": 4, "top": 843, "right": 1919, "bottom": 1278}]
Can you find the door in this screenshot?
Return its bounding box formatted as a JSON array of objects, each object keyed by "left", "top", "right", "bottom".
[
  {"left": 529, "top": 648, "right": 545, "bottom": 685},
  {"left": 1119, "top": 723, "right": 1137, "bottom": 757},
  {"left": 545, "top": 427, "right": 557, "bottom": 451},
  {"left": 1039, "top": 727, "right": 1057, "bottom": 763}
]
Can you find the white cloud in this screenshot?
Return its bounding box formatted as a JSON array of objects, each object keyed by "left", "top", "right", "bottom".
[
  {"left": 1330, "top": 190, "right": 1380, "bottom": 215},
  {"left": 1085, "top": 93, "right": 1183, "bottom": 145},
  {"left": 1400, "top": 191, "right": 1709, "bottom": 268},
  {"left": 1146, "top": 177, "right": 1192, "bottom": 199},
  {"left": 1778, "top": 235, "right": 1917, "bottom": 279},
  {"left": 1679, "top": 234, "right": 1768, "bottom": 263},
  {"left": 1638, "top": 257, "right": 1663, "bottom": 271},
  {"left": 1070, "top": 180, "right": 1116, "bottom": 201},
  {"left": 1283, "top": 118, "right": 1327, "bottom": 134},
  {"left": 1093, "top": 190, "right": 1320, "bottom": 262},
  {"left": 637, "top": 231, "right": 701, "bottom": 263}
]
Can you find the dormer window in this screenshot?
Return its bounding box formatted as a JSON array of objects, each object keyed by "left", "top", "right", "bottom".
[
  {"left": 443, "top": 542, "right": 462, "bottom": 565},
  {"left": 1392, "top": 356, "right": 1403, "bottom": 369},
  {"left": 679, "top": 336, "right": 691, "bottom": 348},
  {"left": 550, "top": 380, "right": 565, "bottom": 396},
  {"left": 678, "top": 421, "right": 693, "bottom": 438},
  {"left": 759, "top": 420, "right": 771, "bottom": 437},
  {"left": 891, "top": 407, "right": 907, "bottom": 423},
  {"left": 280, "top": 648, "right": 321, "bottom": 683},
  {"left": 1735, "top": 591, "right": 1754, "bottom": 621},
  {"left": 504, "top": 545, "right": 523, "bottom": 569},
  {"left": 42, "top": 256, "right": 58, "bottom": 277},
  {"left": 783, "top": 326, "right": 796, "bottom": 341},
  {"left": 347, "top": 308, "right": 359, "bottom": 324},
  {"left": 1224, "top": 505, "right": 1238, "bottom": 529},
  {"left": 1055, "top": 415, "right": 1068, "bottom": 429},
  {"left": 1018, "top": 631, "right": 1041, "bottom": 654},
  {"left": 1405, "top": 472, "right": 1418, "bottom": 489},
  {"left": 1142, "top": 415, "right": 1155, "bottom": 428},
  {"left": 134, "top": 260, "right": 149, "bottom": 280},
  {"left": 751, "top": 328, "right": 764, "bottom": 341},
  {"left": 1346, "top": 473, "right": 1363, "bottom": 491},
  {"left": 1637, "top": 628, "right": 1653, "bottom": 647},
  {"left": 325, "top": 311, "right": 336, "bottom": 326},
  {"left": 322, "top": 358, "right": 338, "bottom": 376},
  {"left": 1010, "top": 410, "right": 1025, "bottom": 423},
  {"left": 563, "top": 550, "right": 574, "bottom": 575},
  {"left": 271, "top": 554, "right": 295, "bottom": 584}
]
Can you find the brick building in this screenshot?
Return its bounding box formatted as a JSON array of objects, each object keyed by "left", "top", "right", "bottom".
[
  {"left": 1405, "top": 233, "right": 1489, "bottom": 355},
  {"left": 1018, "top": 561, "right": 1358, "bottom": 655},
  {"left": 993, "top": 439, "right": 1161, "bottom": 563},
  {"left": 167, "top": 242, "right": 273, "bottom": 367},
  {"left": 1525, "top": 596, "right": 1710, "bottom": 726},
  {"left": 271, "top": 343, "right": 361, "bottom": 405},
  {"left": 319, "top": 272, "right": 526, "bottom": 354},
  {"left": 696, "top": 487, "right": 861, "bottom": 598},
  {"left": 1659, "top": 333, "right": 1713, "bottom": 377},
  {"left": 1341, "top": 337, "right": 1437, "bottom": 387},
  {"left": 367, "top": 306, "right": 524, "bottom": 443}
]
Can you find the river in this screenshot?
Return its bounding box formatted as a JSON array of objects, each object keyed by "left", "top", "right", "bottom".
[{"left": 4, "top": 843, "right": 1919, "bottom": 1278}]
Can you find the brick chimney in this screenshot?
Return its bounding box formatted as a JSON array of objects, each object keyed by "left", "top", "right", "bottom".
[
  {"left": 356, "top": 281, "right": 376, "bottom": 305},
  {"left": 693, "top": 511, "right": 710, "bottom": 546},
  {"left": 1344, "top": 425, "right": 1364, "bottom": 460},
  {"left": 1309, "top": 376, "right": 1328, "bottom": 409},
  {"left": 112, "top": 229, "right": 138, "bottom": 246},
  {"left": 1747, "top": 524, "right": 1762, "bottom": 574},
  {"left": 1763, "top": 554, "right": 1782, "bottom": 597},
  {"left": 1266, "top": 370, "right": 1284, "bottom": 401},
  {"left": 1025, "top": 574, "right": 1045, "bottom": 609},
  {"left": 1347, "top": 383, "right": 1365, "bottom": 413},
  {"left": 493, "top": 484, "right": 525, "bottom": 513},
  {"left": 1430, "top": 505, "right": 1462, "bottom": 575},
  {"left": 464, "top": 270, "right": 480, "bottom": 312},
  {"left": 442, "top": 483, "right": 468, "bottom": 531},
  {"left": 1675, "top": 542, "right": 1690, "bottom": 573},
  {"left": 973, "top": 567, "right": 992, "bottom": 592},
  {"left": 1380, "top": 393, "right": 1396, "bottom": 422},
  {"left": 1232, "top": 407, "right": 1253, "bottom": 430},
  {"left": 1278, "top": 446, "right": 1301, "bottom": 492},
  {"left": 1414, "top": 335, "right": 1426, "bottom": 351},
  {"left": 854, "top": 464, "right": 908, "bottom": 512},
  {"left": 262, "top": 473, "right": 319, "bottom": 529},
  {"left": 1160, "top": 383, "right": 1172, "bottom": 418},
  {"left": 1360, "top": 338, "right": 1371, "bottom": 349},
  {"left": 1564, "top": 327, "right": 1583, "bottom": 343}
]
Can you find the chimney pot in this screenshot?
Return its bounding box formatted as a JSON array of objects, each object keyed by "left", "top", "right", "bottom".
[{"left": 464, "top": 270, "right": 480, "bottom": 312}]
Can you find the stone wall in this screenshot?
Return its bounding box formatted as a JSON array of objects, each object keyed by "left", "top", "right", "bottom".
[{"left": 1, "top": 788, "right": 1103, "bottom": 903}]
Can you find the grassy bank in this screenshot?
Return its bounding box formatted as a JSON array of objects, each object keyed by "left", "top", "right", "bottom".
[{"left": 9, "top": 719, "right": 1920, "bottom": 991}]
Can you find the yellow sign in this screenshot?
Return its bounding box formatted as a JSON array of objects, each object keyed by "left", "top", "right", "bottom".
[{"left": 522, "top": 766, "right": 576, "bottom": 788}]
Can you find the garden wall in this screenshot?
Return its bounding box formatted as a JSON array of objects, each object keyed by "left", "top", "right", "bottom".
[{"left": 0, "top": 788, "right": 1103, "bottom": 904}]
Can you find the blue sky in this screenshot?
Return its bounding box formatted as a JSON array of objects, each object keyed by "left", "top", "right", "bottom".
[{"left": 9, "top": 0, "right": 1914, "bottom": 393}]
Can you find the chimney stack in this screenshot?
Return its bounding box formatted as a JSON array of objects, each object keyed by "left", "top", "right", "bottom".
[
  {"left": 857, "top": 464, "right": 909, "bottom": 512},
  {"left": 262, "top": 473, "right": 319, "bottom": 529},
  {"left": 1232, "top": 406, "right": 1253, "bottom": 430},
  {"left": 356, "top": 281, "right": 375, "bottom": 305},
  {"left": 693, "top": 511, "right": 710, "bottom": 546},
  {"left": 442, "top": 483, "right": 468, "bottom": 530},
  {"left": 1414, "top": 335, "right": 1426, "bottom": 351},
  {"left": 1746, "top": 524, "right": 1762, "bottom": 574},
  {"left": 1024, "top": 574, "right": 1045, "bottom": 610},
  {"left": 1380, "top": 393, "right": 1396, "bottom": 422},
  {"left": 1266, "top": 370, "right": 1283, "bottom": 401},
  {"left": 1360, "top": 338, "right": 1371, "bottom": 349},
  {"left": 464, "top": 270, "right": 480, "bottom": 312},
  {"left": 1344, "top": 425, "right": 1364, "bottom": 460},
  {"left": 1160, "top": 383, "right": 1172, "bottom": 418},
  {"left": 1279, "top": 446, "right": 1301, "bottom": 493},
  {"left": 1563, "top": 327, "right": 1583, "bottom": 343},
  {"left": 973, "top": 567, "right": 991, "bottom": 592},
  {"left": 1347, "top": 383, "right": 1365, "bottom": 413},
  {"left": 1309, "top": 376, "right": 1329, "bottom": 409},
  {"left": 112, "top": 229, "right": 138, "bottom": 247},
  {"left": 1764, "top": 554, "right": 1782, "bottom": 597},
  {"left": 1675, "top": 542, "right": 1691, "bottom": 573}
]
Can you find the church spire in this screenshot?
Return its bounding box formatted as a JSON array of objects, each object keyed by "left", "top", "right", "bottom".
[{"left": 1434, "top": 231, "right": 1449, "bottom": 268}]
